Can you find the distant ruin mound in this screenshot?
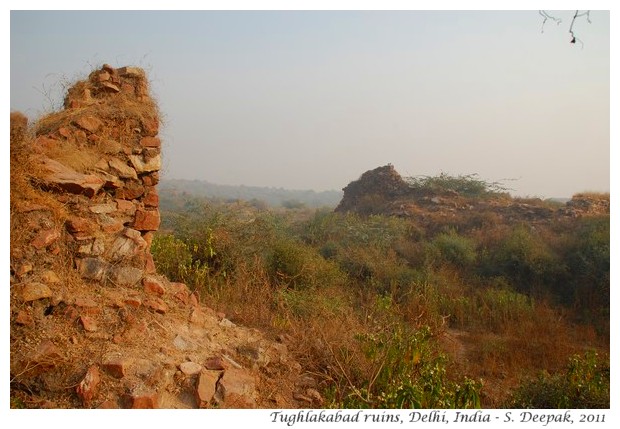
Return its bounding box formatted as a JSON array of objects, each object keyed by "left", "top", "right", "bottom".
[{"left": 335, "top": 165, "right": 609, "bottom": 226}]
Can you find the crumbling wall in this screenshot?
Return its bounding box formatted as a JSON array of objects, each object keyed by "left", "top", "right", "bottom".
[{"left": 33, "top": 64, "right": 162, "bottom": 286}]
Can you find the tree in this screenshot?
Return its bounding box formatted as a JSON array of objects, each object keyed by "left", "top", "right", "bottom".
[{"left": 539, "top": 10, "right": 592, "bottom": 47}]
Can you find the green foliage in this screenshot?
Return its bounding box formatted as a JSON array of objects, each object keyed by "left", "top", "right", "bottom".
[
  {"left": 338, "top": 305, "right": 482, "bottom": 409},
  {"left": 508, "top": 351, "right": 609, "bottom": 408},
  {"left": 431, "top": 229, "right": 477, "bottom": 268},
  {"left": 405, "top": 173, "right": 510, "bottom": 198},
  {"left": 479, "top": 224, "right": 559, "bottom": 295},
  {"left": 150, "top": 233, "right": 210, "bottom": 291}
]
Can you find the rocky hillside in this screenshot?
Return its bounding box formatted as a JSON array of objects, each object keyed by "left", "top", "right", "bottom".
[
  {"left": 335, "top": 164, "right": 609, "bottom": 225},
  {"left": 9, "top": 65, "right": 316, "bottom": 409}
]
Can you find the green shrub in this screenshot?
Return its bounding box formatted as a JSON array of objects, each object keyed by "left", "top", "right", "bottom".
[
  {"left": 508, "top": 351, "right": 609, "bottom": 408},
  {"left": 432, "top": 229, "right": 477, "bottom": 268}
]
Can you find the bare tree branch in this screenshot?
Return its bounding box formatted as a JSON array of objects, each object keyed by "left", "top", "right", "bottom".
[{"left": 539, "top": 10, "right": 592, "bottom": 47}]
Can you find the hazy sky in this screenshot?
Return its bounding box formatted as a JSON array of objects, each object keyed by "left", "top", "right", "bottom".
[{"left": 10, "top": 8, "right": 610, "bottom": 198}]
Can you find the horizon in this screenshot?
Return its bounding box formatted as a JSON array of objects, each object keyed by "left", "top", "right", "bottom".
[{"left": 10, "top": 10, "right": 610, "bottom": 199}]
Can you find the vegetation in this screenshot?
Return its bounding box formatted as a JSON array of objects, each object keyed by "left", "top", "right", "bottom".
[{"left": 152, "top": 181, "right": 609, "bottom": 408}]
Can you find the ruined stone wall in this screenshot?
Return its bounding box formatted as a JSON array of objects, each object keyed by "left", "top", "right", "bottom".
[{"left": 34, "top": 64, "right": 162, "bottom": 286}]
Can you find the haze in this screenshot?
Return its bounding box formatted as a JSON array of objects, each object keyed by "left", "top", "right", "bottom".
[{"left": 10, "top": 9, "right": 610, "bottom": 198}]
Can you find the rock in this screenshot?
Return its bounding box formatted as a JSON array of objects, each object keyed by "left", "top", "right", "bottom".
[
  {"left": 204, "top": 356, "right": 226, "bottom": 371},
  {"left": 214, "top": 368, "right": 257, "bottom": 408},
  {"left": 124, "top": 297, "right": 142, "bottom": 308},
  {"left": 139, "top": 136, "right": 161, "bottom": 148},
  {"left": 141, "top": 116, "right": 159, "bottom": 136},
  {"left": 195, "top": 370, "right": 220, "bottom": 408},
  {"left": 73, "top": 115, "right": 103, "bottom": 134},
  {"left": 115, "top": 182, "right": 145, "bottom": 200},
  {"left": 89, "top": 203, "right": 116, "bottom": 214},
  {"left": 219, "top": 318, "right": 236, "bottom": 328},
  {"left": 107, "top": 234, "right": 145, "bottom": 262},
  {"left": 172, "top": 334, "right": 193, "bottom": 351},
  {"left": 115, "top": 199, "right": 137, "bottom": 214},
  {"left": 108, "top": 157, "right": 138, "bottom": 180},
  {"left": 15, "top": 309, "right": 35, "bottom": 326},
  {"left": 100, "top": 139, "right": 122, "bottom": 154},
  {"left": 30, "top": 229, "right": 61, "bottom": 249},
  {"left": 66, "top": 216, "right": 95, "bottom": 235},
  {"left": 118, "top": 66, "right": 145, "bottom": 78},
  {"left": 144, "top": 297, "right": 167, "bottom": 314},
  {"left": 15, "top": 261, "right": 33, "bottom": 278},
  {"left": 79, "top": 315, "right": 98, "bottom": 332},
  {"left": 100, "top": 81, "right": 120, "bottom": 93},
  {"left": 179, "top": 361, "right": 203, "bottom": 376},
  {"left": 128, "top": 154, "right": 161, "bottom": 173},
  {"left": 40, "top": 270, "right": 61, "bottom": 284},
  {"left": 141, "top": 172, "right": 160, "bottom": 186},
  {"left": 170, "top": 282, "right": 190, "bottom": 304},
  {"left": 76, "top": 365, "right": 101, "bottom": 406},
  {"left": 98, "top": 216, "right": 124, "bottom": 234},
  {"left": 107, "top": 266, "right": 143, "bottom": 287},
  {"left": 74, "top": 297, "right": 101, "bottom": 315},
  {"left": 39, "top": 156, "right": 105, "bottom": 198},
  {"left": 306, "top": 388, "right": 324, "bottom": 406},
  {"left": 143, "top": 276, "right": 166, "bottom": 296},
  {"left": 133, "top": 208, "right": 160, "bottom": 231},
  {"left": 21, "top": 282, "right": 53, "bottom": 302},
  {"left": 102, "top": 355, "right": 131, "bottom": 378},
  {"left": 77, "top": 257, "right": 109, "bottom": 281},
  {"left": 189, "top": 308, "right": 206, "bottom": 326},
  {"left": 127, "top": 388, "right": 159, "bottom": 409},
  {"left": 143, "top": 187, "right": 159, "bottom": 207},
  {"left": 27, "top": 340, "right": 63, "bottom": 375}
]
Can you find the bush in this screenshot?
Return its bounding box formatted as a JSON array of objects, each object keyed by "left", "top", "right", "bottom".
[
  {"left": 508, "top": 351, "right": 609, "bottom": 408},
  {"left": 431, "top": 229, "right": 477, "bottom": 268}
]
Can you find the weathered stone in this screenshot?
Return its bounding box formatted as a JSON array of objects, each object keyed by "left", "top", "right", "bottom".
[
  {"left": 39, "top": 156, "right": 104, "bottom": 198},
  {"left": 172, "top": 334, "right": 193, "bottom": 351},
  {"left": 214, "top": 368, "right": 258, "bottom": 408},
  {"left": 133, "top": 208, "right": 160, "bottom": 231},
  {"left": 170, "top": 282, "right": 190, "bottom": 304},
  {"left": 99, "top": 216, "right": 124, "bottom": 234},
  {"left": 97, "top": 71, "right": 111, "bottom": 82},
  {"left": 189, "top": 308, "right": 206, "bottom": 326},
  {"left": 141, "top": 172, "right": 160, "bottom": 186},
  {"left": 34, "top": 135, "right": 59, "bottom": 152},
  {"left": 40, "top": 270, "right": 61, "bottom": 284},
  {"left": 140, "top": 136, "right": 161, "bottom": 148},
  {"left": 144, "top": 297, "right": 167, "bottom": 314},
  {"left": 26, "top": 340, "right": 63, "bottom": 375},
  {"left": 144, "top": 253, "right": 156, "bottom": 274},
  {"left": 143, "top": 187, "right": 159, "bottom": 207},
  {"left": 115, "top": 199, "right": 137, "bottom": 214},
  {"left": 128, "top": 389, "right": 159, "bottom": 409},
  {"left": 100, "top": 139, "right": 122, "bottom": 154},
  {"left": 15, "top": 261, "right": 33, "bottom": 278},
  {"left": 102, "top": 356, "right": 131, "bottom": 378},
  {"left": 141, "top": 116, "right": 159, "bottom": 137},
  {"left": 21, "top": 282, "right": 53, "bottom": 302},
  {"left": 124, "top": 296, "right": 142, "bottom": 307},
  {"left": 75, "top": 297, "right": 101, "bottom": 315},
  {"left": 89, "top": 203, "right": 117, "bottom": 214},
  {"left": 100, "top": 81, "right": 120, "bottom": 93},
  {"left": 179, "top": 361, "right": 203, "bottom": 376},
  {"left": 143, "top": 276, "right": 166, "bottom": 296},
  {"left": 76, "top": 365, "right": 101, "bottom": 406},
  {"left": 128, "top": 154, "right": 161, "bottom": 173},
  {"left": 204, "top": 356, "right": 226, "bottom": 371},
  {"left": 107, "top": 266, "right": 143, "bottom": 287},
  {"left": 77, "top": 257, "right": 109, "bottom": 281},
  {"left": 118, "top": 66, "right": 145, "bottom": 78},
  {"left": 15, "top": 309, "right": 34, "bottom": 326},
  {"left": 74, "top": 115, "right": 103, "bottom": 134},
  {"left": 195, "top": 370, "right": 220, "bottom": 408},
  {"left": 115, "top": 182, "right": 145, "bottom": 200},
  {"left": 80, "top": 315, "right": 98, "bottom": 332},
  {"left": 31, "top": 229, "right": 60, "bottom": 249},
  {"left": 58, "top": 127, "right": 72, "bottom": 139},
  {"left": 66, "top": 216, "right": 95, "bottom": 235},
  {"left": 306, "top": 388, "right": 324, "bottom": 406},
  {"left": 108, "top": 157, "right": 138, "bottom": 180},
  {"left": 107, "top": 235, "right": 141, "bottom": 261}
]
